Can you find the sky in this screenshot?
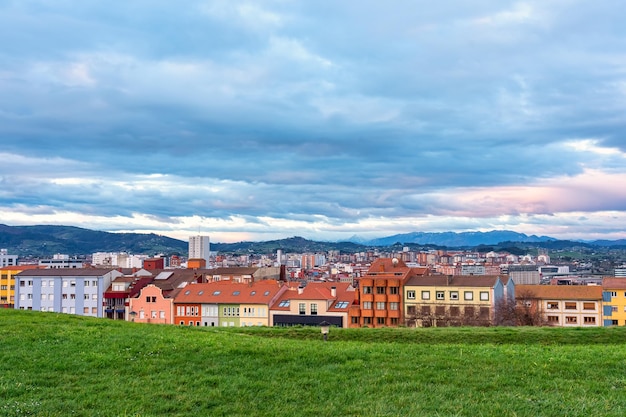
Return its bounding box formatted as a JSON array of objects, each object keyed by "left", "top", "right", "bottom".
[{"left": 1, "top": 1, "right": 626, "bottom": 243}]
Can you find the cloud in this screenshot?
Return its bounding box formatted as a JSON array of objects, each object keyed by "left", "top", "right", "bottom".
[{"left": 1, "top": 1, "right": 626, "bottom": 243}]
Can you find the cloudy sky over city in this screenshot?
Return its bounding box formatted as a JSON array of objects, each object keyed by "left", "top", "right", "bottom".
[{"left": 1, "top": 1, "right": 626, "bottom": 243}]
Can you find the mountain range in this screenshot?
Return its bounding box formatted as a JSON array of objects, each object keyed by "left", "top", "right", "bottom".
[{"left": 1, "top": 224, "right": 625, "bottom": 257}]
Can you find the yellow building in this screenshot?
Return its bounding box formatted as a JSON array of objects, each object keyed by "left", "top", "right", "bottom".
[
  {"left": 602, "top": 278, "right": 626, "bottom": 326},
  {"left": 404, "top": 275, "right": 510, "bottom": 327},
  {"left": 1, "top": 266, "right": 41, "bottom": 308}
]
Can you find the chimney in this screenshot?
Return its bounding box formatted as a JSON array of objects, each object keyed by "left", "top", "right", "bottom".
[
  {"left": 298, "top": 286, "right": 304, "bottom": 295},
  {"left": 331, "top": 286, "right": 336, "bottom": 297}
]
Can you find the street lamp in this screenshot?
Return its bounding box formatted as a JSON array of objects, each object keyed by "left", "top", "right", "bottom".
[{"left": 319, "top": 321, "right": 331, "bottom": 342}]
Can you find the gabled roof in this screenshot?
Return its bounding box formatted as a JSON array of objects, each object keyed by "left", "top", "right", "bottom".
[
  {"left": 16, "top": 268, "right": 118, "bottom": 277},
  {"left": 602, "top": 277, "right": 626, "bottom": 290},
  {"left": 405, "top": 275, "right": 503, "bottom": 288},
  {"left": 516, "top": 284, "right": 603, "bottom": 300},
  {"left": 174, "top": 280, "right": 284, "bottom": 304}
]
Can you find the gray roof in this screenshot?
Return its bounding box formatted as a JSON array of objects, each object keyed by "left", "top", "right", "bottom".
[{"left": 16, "top": 268, "right": 117, "bottom": 277}]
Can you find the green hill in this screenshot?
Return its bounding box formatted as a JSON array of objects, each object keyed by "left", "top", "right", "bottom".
[{"left": 1, "top": 310, "right": 625, "bottom": 416}]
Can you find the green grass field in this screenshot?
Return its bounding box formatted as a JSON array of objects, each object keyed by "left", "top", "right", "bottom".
[{"left": 1, "top": 309, "right": 625, "bottom": 416}]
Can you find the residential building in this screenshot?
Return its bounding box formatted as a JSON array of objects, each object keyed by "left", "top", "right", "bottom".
[
  {"left": 38, "top": 254, "right": 84, "bottom": 269},
  {"left": 0, "top": 249, "right": 18, "bottom": 267},
  {"left": 270, "top": 282, "right": 355, "bottom": 327},
  {"left": 516, "top": 284, "right": 603, "bottom": 327},
  {"left": 348, "top": 258, "right": 429, "bottom": 328},
  {"left": 128, "top": 269, "right": 204, "bottom": 324},
  {"left": 103, "top": 269, "right": 154, "bottom": 320},
  {"left": 403, "top": 275, "right": 510, "bottom": 327},
  {"left": 174, "top": 280, "right": 287, "bottom": 327},
  {"left": 14, "top": 268, "right": 122, "bottom": 316},
  {"left": 189, "top": 235, "right": 210, "bottom": 265},
  {"left": 1, "top": 266, "right": 41, "bottom": 308},
  {"left": 601, "top": 278, "right": 626, "bottom": 326},
  {"left": 508, "top": 265, "right": 540, "bottom": 285}
]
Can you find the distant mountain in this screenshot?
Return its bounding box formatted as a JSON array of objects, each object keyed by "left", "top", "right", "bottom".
[
  {"left": 0, "top": 224, "right": 187, "bottom": 257},
  {"left": 589, "top": 239, "right": 626, "bottom": 247},
  {"left": 358, "top": 230, "right": 557, "bottom": 247}
]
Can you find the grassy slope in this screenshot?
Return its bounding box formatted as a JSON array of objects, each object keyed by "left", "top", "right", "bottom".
[{"left": 1, "top": 310, "right": 625, "bottom": 417}]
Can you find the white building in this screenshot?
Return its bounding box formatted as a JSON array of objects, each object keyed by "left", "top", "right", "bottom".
[
  {"left": 14, "top": 268, "right": 122, "bottom": 316},
  {"left": 189, "top": 235, "right": 210, "bottom": 264},
  {"left": 39, "top": 254, "right": 84, "bottom": 269},
  {"left": 0, "top": 249, "right": 18, "bottom": 267}
]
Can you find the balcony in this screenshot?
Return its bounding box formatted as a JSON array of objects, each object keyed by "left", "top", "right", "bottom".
[{"left": 374, "top": 309, "right": 387, "bottom": 318}]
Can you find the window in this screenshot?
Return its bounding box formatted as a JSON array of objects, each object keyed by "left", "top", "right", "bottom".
[
  {"left": 84, "top": 281, "right": 89, "bottom": 286},
  {"left": 377, "top": 317, "right": 385, "bottom": 325},
  {"left": 28, "top": 280, "right": 33, "bottom": 286},
  {"left": 480, "top": 292, "right": 489, "bottom": 301},
  {"left": 612, "top": 306, "right": 618, "bottom": 312},
  {"left": 363, "top": 301, "right": 372, "bottom": 310},
  {"left": 92, "top": 307, "right": 97, "bottom": 314},
  {"left": 49, "top": 280, "right": 54, "bottom": 287},
  {"left": 464, "top": 291, "right": 473, "bottom": 301},
  {"left": 42, "top": 281, "right": 47, "bottom": 287},
  {"left": 449, "top": 306, "right": 460, "bottom": 316},
  {"left": 436, "top": 291, "right": 445, "bottom": 300},
  {"left": 299, "top": 303, "right": 306, "bottom": 315},
  {"left": 583, "top": 302, "right": 595, "bottom": 310},
  {"left": 389, "top": 287, "right": 399, "bottom": 295},
  {"left": 84, "top": 294, "right": 90, "bottom": 300},
  {"left": 479, "top": 307, "right": 489, "bottom": 318},
  {"left": 20, "top": 281, "right": 25, "bottom": 287},
  {"left": 407, "top": 305, "right": 416, "bottom": 315},
  {"left": 421, "top": 305, "right": 431, "bottom": 315},
  {"left": 390, "top": 318, "right": 399, "bottom": 325},
  {"left": 70, "top": 281, "right": 75, "bottom": 287},
  {"left": 376, "top": 286, "right": 385, "bottom": 295},
  {"left": 389, "top": 302, "right": 399, "bottom": 311},
  {"left": 548, "top": 316, "right": 559, "bottom": 323},
  {"left": 83, "top": 307, "right": 89, "bottom": 313},
  {"left": 611, "top": 319, "right": 618, "bottom": 325},
  {"left": 565, "top": 316, "right": 577, "bottom": 324},
  {"left": 351, "top": 316, "right": 359, "bottom": 324},
  {"left": 610, "top": 291, "right": 617, "bottom": 297},
  {"left": 334, "top": 301, "right": 349, "bottom": 309},
  {"left": 278, "top": 300, "right": 290, "bottom": 307},
  {"left": 363, "top": 317, "right": 372, "bottom": 325},
  {"left": 62, "top": 294, "right": 67, "bottom": 299},
  {"left": 376, "top": 302, "right": 386, "bottom": 310},
  {"left": 49, "top": 294, "right": 54, "bottom": 301},
  {"left": 583, "top": 316, "right": 596, "bottom": 324},
  {"left": 564, "top": 302, "right": 576, "bottom": 310},
  {"left": 450, "top": 291, "right": 459, "bottom": 300},
  {"left": 362, "top": 286, "right": 372, "bottom": 294},
  {"left": 547, "top": 301, "right": 559, "bottom": 309},
  {"left": 421, "top": 291, "right": 430, "bottom": 300},
  {"left": 407, "top": 290, "right": 416, "bottom": 300},
  {"left": 464, "top": 306, "right": 475, "bottom": 317},
  {"left": 311, "top": 304, "right": 318, "bottom": 315},
  {"left": 435, "top": 306, "right": 446, "bottom": 316},
  {"left": 151, "top": 311, "right": 157, "bottom": 318},
  {"left": 27, "top": 294, "right": 32, "bottom": 299},
  {"left": 41, "top": 294, "right": 47, "bottom": 300}
]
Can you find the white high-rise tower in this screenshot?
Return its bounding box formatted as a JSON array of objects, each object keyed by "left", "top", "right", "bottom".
[{"left": 188, "top": 236, "right": 210, "bottom": 265}]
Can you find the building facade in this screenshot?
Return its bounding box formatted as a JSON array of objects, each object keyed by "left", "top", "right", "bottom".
[
  {"left": 403, "top": 275, "right": 510, "bottom": 327},
  {"left": 516, "top": 285, "right": 603, "bottom": 327},
  {"left": 601, "top": 278, "right": 626, "bottom": 326},
  {"left": 14, "top": 268, "right": 121, "bottom": 316},
  {"left": 189, "top": 236, "right": 210, "bottom": 265}
]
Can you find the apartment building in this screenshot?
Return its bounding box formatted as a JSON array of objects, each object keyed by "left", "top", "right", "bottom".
[
  {"left": 14, "top": 268, "right": 122, "bottom": 316},
  {"left": 103, "top": 269, "right": 154, "bottom": 320},
  {"left": 601, "top": 278, "right": 626, "bottom": 326},
  {"left": 128, "top": 269, "right": 204, "bottom": 324},
  {"left": 348, "top": 258, "right": 429, "bottom": 328},
  {"left": 1, "top": 266, "right": 41, "bottom": 308},
  {"left": 516, "top": 285, "right": 603, "bottom": 327},
  {"left": 173, "top": 280, "right": 287, "bottom": 327},
  {"left": 270, "top": 282, "right": 355, "bottom": 328},
  {"left": 0, "top": 249, "right": 18, "bottom": 267},
  {"left": 403, "top": 275, "right": 511, "bottom": 327}
]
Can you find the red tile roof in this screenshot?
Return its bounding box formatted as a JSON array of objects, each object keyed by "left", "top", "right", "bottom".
[{"left": 174, "top": 280, "right": 284, "bottom": 304}]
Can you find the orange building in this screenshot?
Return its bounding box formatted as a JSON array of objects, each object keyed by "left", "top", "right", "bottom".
[{"left": 348, "top": 258, "right": 429, "bottom": 328}]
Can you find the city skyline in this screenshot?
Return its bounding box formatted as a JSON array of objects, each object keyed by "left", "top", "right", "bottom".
[{"left": 1, "top": 1, "right": 626, "bottom": 243}]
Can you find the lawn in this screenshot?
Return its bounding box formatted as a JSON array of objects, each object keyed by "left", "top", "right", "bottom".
[{"left": 1, "top": 309, "right": 625, "bottom": 416}]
